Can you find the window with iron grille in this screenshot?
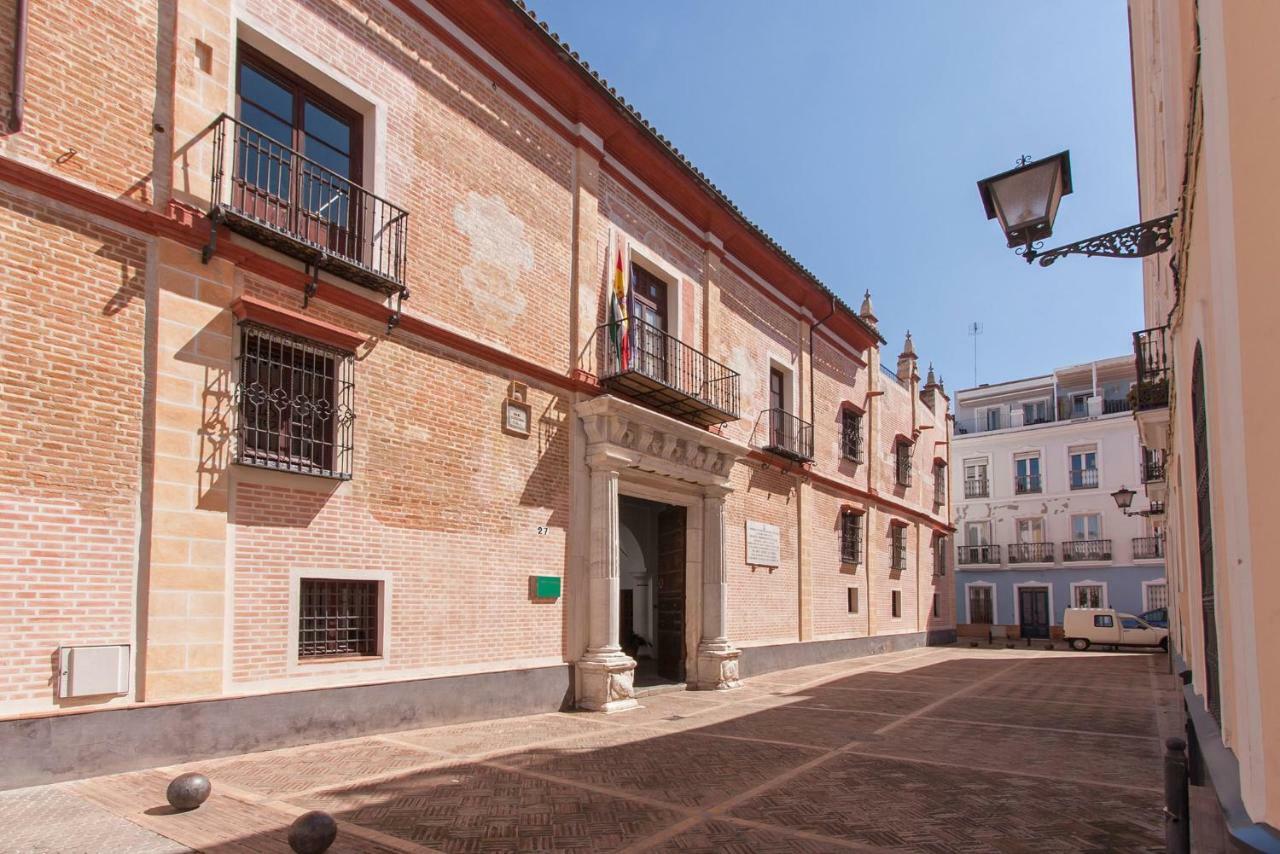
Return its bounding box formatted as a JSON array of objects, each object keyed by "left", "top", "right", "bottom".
[
  {"left": 840, "top": 511, "right": 862, "bottom": 565},
  {"left": 236, "top": 323, "right": 355, "bottom": 479},
  {"left": 932, "top": 535, "right": 946, "bottom": 575},
  {"left": 895, "top": 441, "right": 912, "bottom": 486},
  {"left": 298, "top": 578, "right": 380, "bottom": 659},
  {"left": 933, "top": 463, "right": 946, "bottom": 505},
  {"left": 840, "top": 409, "right": 863, "bottom": 461},
  {"left": 891, "top": 525, "right": 907, "bottom": 570}
]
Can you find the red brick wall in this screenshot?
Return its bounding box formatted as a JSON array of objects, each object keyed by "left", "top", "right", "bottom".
[
  {"left": 0, "top": 190, "right": 147, "bottom": 706},
  {"left": 810, "top": 489, "right": 870, "bottom": 640},
  {"left": 725, "top": 465, "right": 799, "bottom": 645}
]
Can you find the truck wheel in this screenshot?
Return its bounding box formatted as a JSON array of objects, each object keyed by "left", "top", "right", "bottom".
[{"left": 1070, "top": 638, "right": 1090, "bottom": 651}]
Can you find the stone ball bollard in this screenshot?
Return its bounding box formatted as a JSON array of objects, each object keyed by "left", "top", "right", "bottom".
[
  {"left": 165, "top": 772, "right": 212, "bottom": 811},
  {"left": 288, "top": 810, "right": 338, "bottom": 854}
]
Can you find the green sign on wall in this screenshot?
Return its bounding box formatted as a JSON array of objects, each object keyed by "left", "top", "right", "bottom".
[{"left": 534, "top": 575, "right": 562, "bottom": 599}]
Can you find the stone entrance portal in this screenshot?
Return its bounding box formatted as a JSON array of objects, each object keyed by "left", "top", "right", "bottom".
[{"left": 576, "top": 395, "right": 745, "bottom": 712}]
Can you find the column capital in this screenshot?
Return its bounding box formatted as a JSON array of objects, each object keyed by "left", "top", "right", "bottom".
[{"left": 702, "top": 484, "right": 732, "bottom": 500}]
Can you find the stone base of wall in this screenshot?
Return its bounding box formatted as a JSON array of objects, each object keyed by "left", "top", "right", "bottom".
[
  {"left": 738, "top": 630, "right": 955, "bottom": 678},
  {"left": 0, "top": 664, "right": 572, "bottom": 791}
]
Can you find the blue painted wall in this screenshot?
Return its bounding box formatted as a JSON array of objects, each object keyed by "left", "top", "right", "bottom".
[{"left": 954, "top": 565, "right": 1166, "bottom": 626}]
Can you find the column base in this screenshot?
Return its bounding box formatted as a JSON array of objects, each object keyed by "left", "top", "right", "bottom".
[
  {"left": 693, "top": 642, "right": 742, "bottom": 691},
  {"left": 576, "top": 652, "right": 639, "bottom": 713}
]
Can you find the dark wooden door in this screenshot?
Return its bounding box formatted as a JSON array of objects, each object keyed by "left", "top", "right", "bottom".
[
  {"left": 656, "top": 506, "right": 686, "bottom": 681},
  {"left": 1018, "top": 588, "right": 1050, "bottom": 639},
  {"left": 769, "top": 367, "right": 791, "bottom": 448},
  {"left": 619, "top": 588, "right": 635, "bottom": 657},
  {"left": 631, "top": 265, "right": 668, "bottom": 382}
]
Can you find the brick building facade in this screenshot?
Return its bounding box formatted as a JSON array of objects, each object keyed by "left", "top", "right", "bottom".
[{"left": 0, "top": 0, "right": 952, "bottom": 784}]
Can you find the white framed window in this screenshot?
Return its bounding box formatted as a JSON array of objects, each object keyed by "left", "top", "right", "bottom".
[
  {"left": 1016, "top": 517, "right": 1046, "bottom": 543},
  {"left": 963, "top": 457, "right": 989, "bottom": 498},
  {"left": 981, "top": 406, "right": 1003, "bottom": 431},
  {"left": 1022, "top": 399, "right": 1050, "bottom": 424},
  {"left": 964, "top": 521, "right": 992, "bottom": 546},
  {"left": 1014, "top": 452, "right": 1042, "bottom": 494},
  {"left": 1070, "top": 392, "right": 1090, "bottom": 417},
  {"left": 1071, "top": 513, "right": 1102, "bottom": 540},
  {"left": 965, "top": 582, "right": 996, "bottom": 625},
  {"left": 1143, "top": 581, "right": 1169, "bottom": 611},
  {"left": 1071, "top": 581, "right": 1108, "bottom": 609},
  {"left": 1069, "top": 444, "right": 1099, "bottom": 489}
]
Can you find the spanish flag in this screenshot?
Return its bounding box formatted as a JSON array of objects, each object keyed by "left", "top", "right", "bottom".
[{"left": 608, "top": 242, "right": 630, "bottom": 370}]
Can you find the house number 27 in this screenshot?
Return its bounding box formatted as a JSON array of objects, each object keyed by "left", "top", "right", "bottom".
[{"left": 537, "top": 526, "right": 550, "bottom": 535}]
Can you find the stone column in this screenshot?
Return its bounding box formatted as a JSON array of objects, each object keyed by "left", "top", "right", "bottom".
[
  {"left": 576, "top": 465, "right": 638, "bottom": 712},
  {"left": 695, "top": 485, "right": 741, "bottom": 690}
]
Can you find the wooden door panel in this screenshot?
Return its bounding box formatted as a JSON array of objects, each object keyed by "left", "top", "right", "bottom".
[{"left": 656, "top": 506, "right": 686, "bottom": 682}]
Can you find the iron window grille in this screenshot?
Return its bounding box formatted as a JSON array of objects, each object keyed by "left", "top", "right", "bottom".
[
  {"left": 964, "top": 478, "right": 989, "bottom": 498},
  {"left": 841, "top": 410, "right": 864, "bottom": 462},
  {"left": 933, "top": 536, "right": 947, "bottom": 575},
  {"left": 891, "top": 526, "right": 907, "bottom": 570},
  {"left": 895, "top": 441, "right": 912, "bottom": 486},
  {"left": 1069, "top": 467, "right": 1099, "bottom": 490},
  {"left": 236, "top": 323, "right": 355, "bottom": 479},
  {"left": 298, "top": 578, "right": 379, "bottom": 658},
  {"left": 840, "top": 511, "right": 862, "bottom": 565},
  {"left": 933, "top": 465, "right": 946, "bottom": 505}
]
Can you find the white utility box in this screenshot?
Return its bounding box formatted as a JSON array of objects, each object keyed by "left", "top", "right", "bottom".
[{"left": 58, "top": 644, "right": 131, "bottom": 699}]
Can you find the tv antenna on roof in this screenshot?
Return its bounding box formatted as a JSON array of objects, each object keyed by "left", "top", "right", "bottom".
[{"left": 968, "top": 322, "right": 983, "bottom": 386}]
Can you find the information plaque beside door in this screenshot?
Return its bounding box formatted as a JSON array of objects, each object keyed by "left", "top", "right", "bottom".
[{"left": 745, "top": 521, "right": 781, "bottom": 566}]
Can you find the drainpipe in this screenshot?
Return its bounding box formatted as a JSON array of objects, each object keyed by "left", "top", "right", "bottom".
[
  {"left": 808, "top": 296, "right": 836, "bottom": 430},
  {"left": 8, "top": 0, "right": 27, "bottom": 134}
]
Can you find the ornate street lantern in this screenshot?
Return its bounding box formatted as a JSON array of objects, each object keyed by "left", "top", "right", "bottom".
[
  {"left": 977, "top": 150, "right": 1177, "bottom": 266},
  {"left": 977, "top": 151, "right": 1072, "bottom": 249},
  {"left": 1111, "top": 485, "right": 1137, "bottom": 511}
]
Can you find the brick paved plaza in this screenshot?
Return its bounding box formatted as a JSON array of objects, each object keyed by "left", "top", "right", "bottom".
[{"left": 0, "top": 645, "right": 1181, "bottom": 852}]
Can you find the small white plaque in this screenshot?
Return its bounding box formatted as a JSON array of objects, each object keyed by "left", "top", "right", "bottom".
[
  {"left": 503, "top": 400, "right": 531, "bottom": 436},
  {"left": 746, "top": 521, "right": 781, "bottom": 566}
]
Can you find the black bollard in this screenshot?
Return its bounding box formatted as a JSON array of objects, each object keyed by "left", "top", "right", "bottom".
[{"left": 1164, "top": 737, "right": 1190, "bottom": 854}]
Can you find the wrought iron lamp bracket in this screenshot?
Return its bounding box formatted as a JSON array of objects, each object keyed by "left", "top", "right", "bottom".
[
  {"left": 387, "top": 287, "right": 409, "bottom": 334},
  {"left": 1022, "top": 212, "right": 1177, "bottom": 266}
]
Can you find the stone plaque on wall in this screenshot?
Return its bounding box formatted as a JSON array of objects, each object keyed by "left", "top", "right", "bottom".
[{"left": 745, "top": 521, "right": 781, "bottom": 566}]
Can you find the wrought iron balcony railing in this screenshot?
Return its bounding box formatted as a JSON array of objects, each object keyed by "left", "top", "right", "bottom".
[
  {"left": 1014, "top": 474, "right": 1042, "bottom": 494},
  {"left": 599, "top": 316, "right": 740, "bottom": 427},
  {"left": 1102, "top": 398, "right": 1132, "bottom": 415},
  {"left": 1134, "top": 325, "right": 1171, "bottom": 410},
  {"left": 1133, "top": 536, "right": 1165, "bottom": 560},
  {"left": 1069, "top": 468, "right": 1099, "bottom": 490},
  {"left": 1062, "top": 539, "right": 1113, "bottom": 562},
  {"left": 205, "top": 114, "right": 408, "bottom": 297},
  {"left": 963, "top": 478, "right": 989, "bottom": 499},
  {"left": 1142, "top": 451, "right": 1166, "bottom": 483},
  {"left": 760, "top": 408, "right": 814, "bottom": 462},
  {"left": 1008, "top": 542, "right": 1054, "bottom": 564},
  {"left": 957, "top": 544, "right": 1001, "bottom": 565}
]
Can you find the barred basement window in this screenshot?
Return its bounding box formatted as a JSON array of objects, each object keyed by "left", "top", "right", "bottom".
[
  {"left": 840, "top": 511, "right": 862, "bottom": 565},
  {"left": 891, "top": 525, "right": 907, "bottom": 570},
  {"left": 236, "top": 323, "right": 355, "bottom": 479},
  {"left": 841, "top": 409, "right": 863, "bottom": 461},
  {"left": 891, "top": 590, "right": 902, "bottom": 618},
  {"left": 299, "top": 578, "right": 379, "bottom": 659},
  {"left": 895, "top": 440, "right": 912, "bottom": 486}
]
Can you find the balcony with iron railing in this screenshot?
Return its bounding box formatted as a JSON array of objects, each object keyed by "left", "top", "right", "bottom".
[
  {"left": 599, "top": 316, "right": 740, "bottom": 428},
  {"left": 1142, "top": 451, "right": 1166, "bottom": 483},
  {"left": 1014, "top": 474, "right": 1042, "bottom": 495},
  {"left": 957, "top": 544, "right": 1001, "bottom": 565},
  {"left": 1062, "top": 539, "right": 1113, "bottom": 562},
  {"left": 1133, "top": 536, "right": 1165, "bottom": 560},
  {"left": 1134, "top": 325, "right": 1171, "bottom": 410},
  {"left": 759, "top": 408, "right": 814, "bottom": 462},
  {"left": 205, "top": 115, "right": 408, "bottom": 296},
  {"left": 1008, "top": 542, "right": 1055, "bottom": 564},
  {"left": 1102, "top": 398, "right": 1132, "bottom": 415},
  {"left": 1069, "top": 468, "right": 1099, "bottom": 490},
  {"left": 963, "top": 478, "right": 989, "bottom": 499}
]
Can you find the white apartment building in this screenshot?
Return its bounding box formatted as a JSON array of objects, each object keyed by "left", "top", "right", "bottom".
[{"left": 952, "top": 356, "right": 1167, "bottom": 639}]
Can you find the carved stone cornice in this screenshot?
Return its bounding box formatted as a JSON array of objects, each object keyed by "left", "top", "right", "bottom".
[{"left": 577, "top": 395, "right": 747, "bottom": 487}]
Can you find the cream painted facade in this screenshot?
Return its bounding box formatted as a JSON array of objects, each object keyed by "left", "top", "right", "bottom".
[{"left": 1130, "top": 0, "right": 1280, "bottom": 846}]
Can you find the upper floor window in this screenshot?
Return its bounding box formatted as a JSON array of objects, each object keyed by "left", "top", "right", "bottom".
[
  {"left": 840, "top": 409, "right": 863, "bottom": 462},
  {"left": 932, "top": 534, "right": 947, "bottom": 575},
  {"left": 1071, "top": 513, "right": 1102, "bottom": 541},
  {"left": 1069, "top": 445, "right": 1099, "bottom": 489},
  {"left": 236, "top": 45, "right": 362, "bottom": 227},
  {"left": 933, "top": 462, "right": 946, "bottom": 505},
  {"left": 840, "top": 510, "right": 862, "bottom": 565},
  {"left": 963, "top": 458, "right": 988, "bottom": 498},
  {"left": 1022, "top": 399, "right": 1050, "bottom": 425},
  {"left": 895, "top": 440, "right": 913, "bottom": 486},
  {"left": 1070, "top": 392, "right": 1090, "bottom": 418},
  {"left": 236, "top": 323, "right": 355, "bottom": 479},
  {"left": 890, "top": 524, "right": 907, "bottom": 570},
  {"left": 1014, "top": 452, "right": 1042, "bottom": 494}
]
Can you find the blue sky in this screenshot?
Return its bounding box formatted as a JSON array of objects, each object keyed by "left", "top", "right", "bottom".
[{"left": 531, "top": 0, "right": 1143, "bottom": 391}]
